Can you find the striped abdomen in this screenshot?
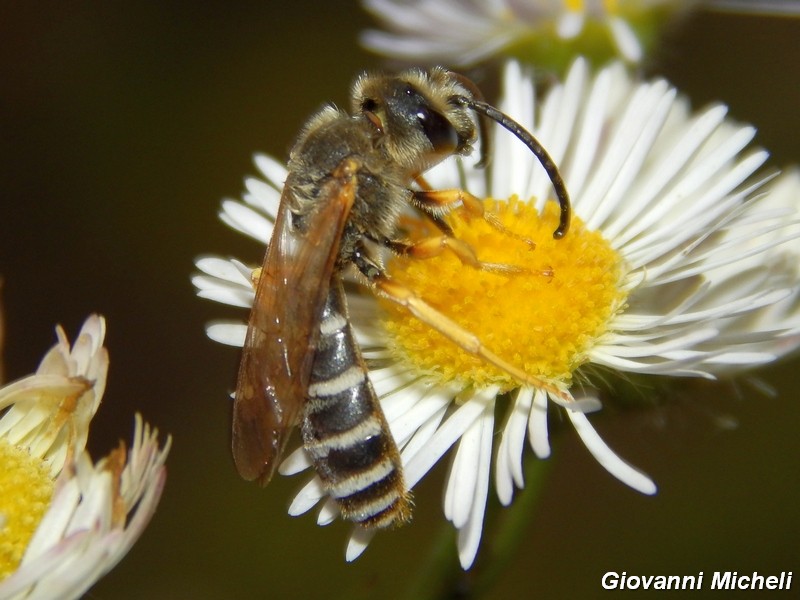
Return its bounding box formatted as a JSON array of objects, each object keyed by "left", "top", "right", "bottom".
[{"left": 301, "top": 278, "right": 411, "bottom": 528}]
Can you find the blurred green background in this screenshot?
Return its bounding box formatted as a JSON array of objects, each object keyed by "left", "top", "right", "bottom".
[{"left": 1, "top": 2, "right": 798, "bottom": 598}]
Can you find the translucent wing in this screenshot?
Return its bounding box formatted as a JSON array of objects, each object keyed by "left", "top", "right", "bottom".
[{"left": 232, "top": 159, "right": 358, "bottom": 485}]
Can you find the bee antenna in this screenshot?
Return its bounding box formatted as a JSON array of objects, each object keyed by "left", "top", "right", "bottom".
[{"left": 453, "top": 96, "right": 571, "bottom": 239}]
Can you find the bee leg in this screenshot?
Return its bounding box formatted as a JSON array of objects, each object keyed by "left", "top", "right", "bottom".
[
  {"left": 353, "top": 249, "right": 568, "bottom": 401},
  {"left": 382, "top": 237, "right": 551, "bottom": 277},
  {"left": 411, "top": 189, "right": 536, "bottom": 249},
  {"left": 248, "top": 267, "right": 262, "bottom": 288}
]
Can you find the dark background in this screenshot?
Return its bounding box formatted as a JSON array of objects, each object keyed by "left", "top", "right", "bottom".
[{"left": 1, "top": 2, "right": 798, "bottom": 598}]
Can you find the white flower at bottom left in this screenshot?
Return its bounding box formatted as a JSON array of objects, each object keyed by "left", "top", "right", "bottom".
[{"left": 0, "top": 314, "right": 170, "bottom": 600}]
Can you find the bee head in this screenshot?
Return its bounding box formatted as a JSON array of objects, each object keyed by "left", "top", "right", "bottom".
[
  {"left": 351, "top": 67, "right": 480, "bottom": 174},
  {"left": 352, "top": 67, "right": 571, "bottom": 239}
]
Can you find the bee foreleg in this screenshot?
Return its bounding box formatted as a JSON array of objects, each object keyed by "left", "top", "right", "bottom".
[
  {"left": 411, "top": 188, "right": 536, "bottom": 249},
  {"left": 381, "top": 236, "right": 539, "bottom": 275}
]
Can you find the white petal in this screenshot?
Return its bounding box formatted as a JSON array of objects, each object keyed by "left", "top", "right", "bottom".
[
  {"left": 253, "top": 153, "right": 287, "bottom": 190},
  {"left": 287, "top": 477, "right": 325, "bottom": 516},
  {"left": 567, "top": 411, "right": 657, "bottom": 495},
  {"left": 455, "top": 404, "right": 493, "bottom": 570},
  {"left": 219, "top": 199, "right": 273, "bottom": 242},
  {"left": 206, "top": 322, "right": 247, "bottom": 347},
  {"left": 194, "top": 256, "right": 250, "bottom": 284},
  {"left": 556, "top": 10, "right": 584, "bottom": 39},
  {"left": 529, "top": 57, "right": 586, "bottom": 205},
  {"left": 445, "top": 404, "right": 493, "bottom": 529},
  {"left": 586, "top": 84, "right": 676, "bottom": 231},
  {"left": 316, "top": 498, "right": 338, "bottom": 526},
  {"left": 404, "top": 387, "right": 495, "bottom": 489},
  {"left": 345, "top": 527, "right": 376, "bottom": 562},
  {"left": 279, "top": 446, "right": 311, "bottom": 475},
  {"left": 496, "top": 386, "right": 534, "bottom": 505},
  {"left": 608, "top": 15, "right": 643, "bottom": 62},
  {"left": 396, "top": 395, "right": 449, "bottom": 457},
  {"left": 529, "top": 388, "right": 551, "bottom": 459},
  {"left": 603, "top": 104, "right": 729, "bottom": 243},
  {"left": 709, "top": 0, "right": 800, "bottom": 16}
]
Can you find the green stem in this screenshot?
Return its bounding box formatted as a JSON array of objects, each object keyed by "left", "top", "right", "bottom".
[
  {"left": 399, "top": 454, "right": 554, "bottom": 599},
  {"left": 399, "top": 519, "right": 462, "bottom": 600}
]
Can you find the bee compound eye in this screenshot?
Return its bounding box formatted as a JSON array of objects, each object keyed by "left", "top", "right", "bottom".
[{"left": 416, "top": 106, "right": 459, "bottom": 154}]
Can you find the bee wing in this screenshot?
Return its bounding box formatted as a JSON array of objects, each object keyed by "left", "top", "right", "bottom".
[{"left": 233, "top": 160, "right": 358, "bottom": 485}]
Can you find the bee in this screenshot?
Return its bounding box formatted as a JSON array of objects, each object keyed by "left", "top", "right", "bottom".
[{"left": 233, "top": 67, "right": 571, "bottom": 528}]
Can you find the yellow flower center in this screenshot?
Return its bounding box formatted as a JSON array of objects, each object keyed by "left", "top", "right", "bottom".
[
  {"left": 0, "top": 440, "right": 54, "bottom": 579},
  {"left": 381, "top": 198, "right": 627, "bottom": 392}
]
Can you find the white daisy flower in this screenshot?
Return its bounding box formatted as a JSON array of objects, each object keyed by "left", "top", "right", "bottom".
[
  {"left": 193, "top": 59, "right": 800, "bottom": 569},
  {"left": 0, "top": 315, "right": 170, "bottom": 598},
  {"left": 361, "top": 0, "right": 692, "bottom": 67},
  {"left": 361, "top": 0, "right": 800, "bottom": 69}
]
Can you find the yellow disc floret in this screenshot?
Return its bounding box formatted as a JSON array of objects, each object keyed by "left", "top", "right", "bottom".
[
  {"left": 0, "top": 440, "right": 54, "bottom": 579},
  {"left": 381, "top": 197, "right": 627, "bottom": 392}
]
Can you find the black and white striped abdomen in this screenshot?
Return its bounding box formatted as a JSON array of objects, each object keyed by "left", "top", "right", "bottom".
[{"left": 301, "top": 279, "right": 411, "bottom": 528}]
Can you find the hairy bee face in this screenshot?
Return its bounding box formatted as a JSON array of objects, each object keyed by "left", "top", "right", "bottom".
[{"left": 351, "top": 67, "right": 478, "bottom": 174}]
